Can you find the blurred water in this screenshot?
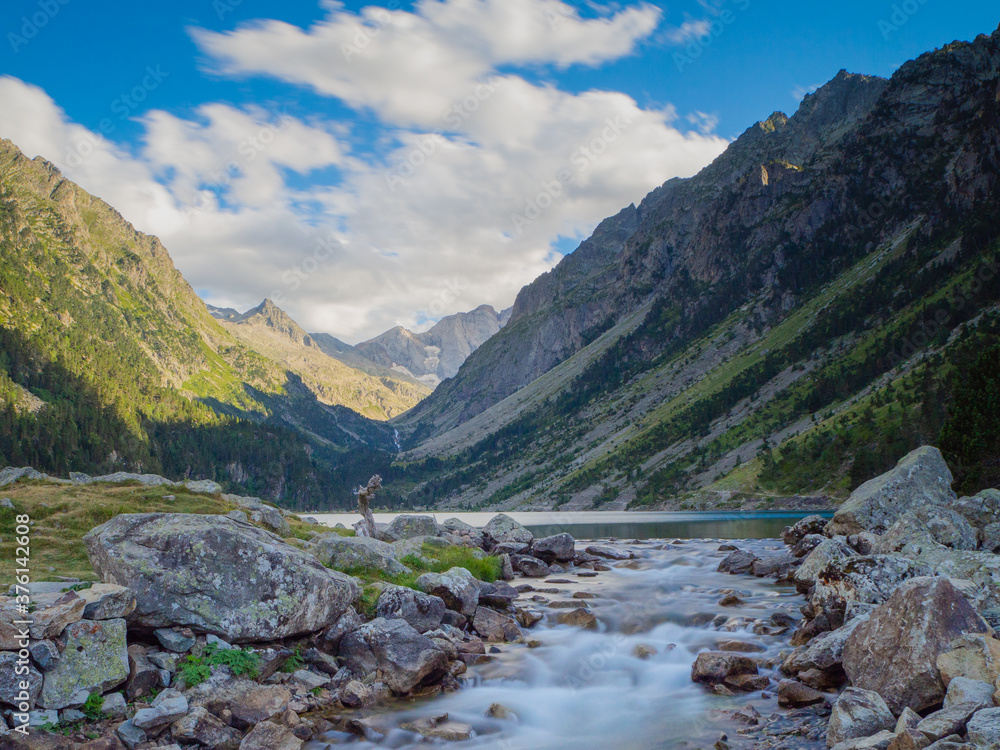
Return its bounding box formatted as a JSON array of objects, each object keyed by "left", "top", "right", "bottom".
[{"left": 306, "top": 538, "right": 820, "bottom": 750}]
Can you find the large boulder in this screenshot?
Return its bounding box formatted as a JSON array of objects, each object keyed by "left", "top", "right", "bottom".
[
  {"left": 339, "top": 617, "right": 449, "bottom": 694},
  {"left": 951, "top": 490, "right": 1000, "bottom": 531},
  {"left": 376, "top": 586, "right": 446, "bottom": 633},
  {"left": 781, "top": 614, "right": 870, "bottom": 677},
  {"left": 312, "top": 534, "right": 411, "bottom": 576},
  {"left": 26, "top": 591, "right": 86, "bottom": 640},
  {"left": 417, "top": 568, "right": 482, "bottom": 616},
  {"left": 826, "top": 447, "right": 956, "bottom": 536},
  {"left": 39, "top": 619, "right": 129, "bottom": 710},
  {"left": 84, "top": 514, "right": 358, "bottom": 642},
  {"left": 691, "top": 652, "right": 759, "bottom": 690},
  {"left": 794, "top": 539, "right": 858, "bottom": 590},
  {"left": 483, "top": 514, "right": 533, "bottom": 546},
  {"left": 828, "top": 688, "right": 896, "bottom": 747},
  {"left": 783, "top": 515, "right": 830, "bottom": 546},
  {"left": 532, "top": 533, "right": 576, "bottom": 563},
  {"left": 876, "top": 507, "right": 979, "bottom": 553},
  {"left": 441, "top": 518, "right": 485, "bottom": 548},
  {"left": 718, "top": 549, "right": 760, "bottom": 575},
  {"left": 915, "top": 702, "right": 987, "bottom": 744},
  {"left": 809, "top": 555, "right": 932, "bottom": 629},
  {"left": 967, "top": 707, "right": 1000, "bottom": 748},
  {"left": 943, "top": 677, "right": 995, "bottom": 708},
  {"left": 935, "top": 634, "right": 1000, "bottom": 686},
  {"left": 382, "top": 515, "right": 440, "bottom": 542},
  {"left": 842, "top": 577, "right": 990, "bottom": 714}
]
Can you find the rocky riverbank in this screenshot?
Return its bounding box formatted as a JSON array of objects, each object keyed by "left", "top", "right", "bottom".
[
  {"left": 711, "top": 446, "right": 1000, "bottom": 750},
  {"left": 0, "top": 481, "right": 624, "bottom": 749}
]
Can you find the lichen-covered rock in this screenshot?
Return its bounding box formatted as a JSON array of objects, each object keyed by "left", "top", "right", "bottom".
[
  {"left": 781, "top": 613, "right": 869, "bottom": 676},
  {"left": 79, "top": 584, "right": 136, "bottom": 621},
  {"left": 170, "top": 706, "right": 242, "bottom": 749},
  {"left": 483, "top": 514, "right": 533, "bottom": 546},
  {"left": 810, "top": 555, "right": 932, "bottom": 629},
  {"left": 84, "top": 513, "right": 358, "bottom": 641},
  {"left": 441, "top": 518, "right": 485, "bottom": 548},
  {"left": 981, "top": 522, "right": 1000, "bottom": 553},
  {"left": 472, "top": 607, "right": 522, "bottom": 643},
  {"left": 876, "top": 507, "right": 979, "bottom": 553},
  {"left": 0, "top": 651, "right": 42, "bottom": 708},
  {"left": 827, "top": 447, "right": 956, "bottom": 536},
  {"left": 132, "top": 688, "right": 188, "bottom": 731},
  {"left": 27, "top": 591, "right": 86, "bottom": 640},
  {"left": 226, "top": 495, "right": 292, "bottom": 537},
  {"left": 339, "top": 617, "right": 449, "bottom": 694},
  {"left": 417, "top": 568, "right": 482, "bottom": 616},
  {"left": 826, "top": 687, "right": 896, "bottom": 747},
  {"left": 532, "top": 533, "right": 576, "bottom": 563},
  {"left": 316, "top": 609, "right": 362, "bottom": 654},
  {"left": 842, "top": 577, "right": 990, "bottom": 714},
  {"left": 794, "top": 538, "right": 858, "bottom": 590},
  {"left": 312, "top": 534, "right": 411, "bottom": 576},
  {"left": 187, "top": 675, "right": 291, "bottom": 730},
  {"left": 382, "top": 515, "right": 440, "bottom": 541},
  {"left": 39, "top": 619, "right": 129, "bottom": 710},
  {"left": 783, "top": 515, "right": 829, "bottom": 546},
  {"left": 376, "top": 586, "right": 446, "bottom": 633},
  {"left": 239, "top": 720, "right": 303, "bottom": 750}
]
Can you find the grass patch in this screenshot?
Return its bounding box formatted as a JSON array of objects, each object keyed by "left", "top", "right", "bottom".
[
  {"left": 338, "top": 542, "right": 502, "bottom": 592},
  {"left": 0, "top": 481, "right": 319, "bottom": 582}
]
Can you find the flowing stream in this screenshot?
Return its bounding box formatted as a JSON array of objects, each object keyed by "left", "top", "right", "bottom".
[{"left": 305, "top": 534, "right": 822, "bottom": 750}]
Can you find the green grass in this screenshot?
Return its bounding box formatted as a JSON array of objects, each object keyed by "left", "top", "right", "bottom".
[{"left": 337, "top": 542, "right": 502, "bottom": 591}]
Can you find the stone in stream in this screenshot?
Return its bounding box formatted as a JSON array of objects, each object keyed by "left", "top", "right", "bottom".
[
  {"left": 511, "top": 554, "right": 550, "bottom": 577},
  {"left": 478, "top": 581, "right": 519, "bottom": 608},
  {"left": 585, "top": 545, "right": 635, "bottom": 561},
  {"left": 718, "top": 549, "right": 759, "bottom": 575},
  {"left": 84, "top": 513, "right": 358, "bottom": 641},
  {"left": 39, "top": 619, "right": 130, "bottom": 710},
  {"left": 691, "top": 652, "right": 759, "bottom": 690},
  {"left": 417, "top": 567, "right": 482, "bottom": 616},
  {"left": 782, "top": 515, "right": 829, "bottom": 546},
  {"left": 339, "top": 617, "right": 449, "bottom": 694},
  {"left": 376, "top": 586, "right": 446, "bottom": 633},
  {"left": 826, "top": 446, "right": 956, "bottom": 536},
  {"left": 831, "top": 730, "right": 896, "bottom": 750},
  {"left": 827, "top": 688, "right": 897, "bottom": 747},
  {"left": 842, "top": 576, "right": 990, "bottom": 714},
  {"left": 777, "top": 679, "right": 826, "bottom": 707},
  {"left": 532, "top": 533, "right": 577, "bottom": 563},
  {"left": 472, "top": 607, "right": 522, "bottom": 642},
  {"left": 554, "top": 608, "right": 597, "bottom": 630}
]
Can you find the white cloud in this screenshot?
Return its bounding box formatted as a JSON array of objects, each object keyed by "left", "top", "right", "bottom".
[
  {"left": 664, "top": 18, "right": 712, "bottom": 45},
  {"left": 0, "top": 0, "right": 730, "bottom": 343}
]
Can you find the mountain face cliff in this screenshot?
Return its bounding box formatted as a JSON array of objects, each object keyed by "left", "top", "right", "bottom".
[
  {"left": 356, "top": 304, "right": 511, "bottom": 387},
  {"left": 0, "top": 140, "right": 404, "bottom": 506},
  {"left": 387, "top": 26, "right": 1000, "bottom": 510}
]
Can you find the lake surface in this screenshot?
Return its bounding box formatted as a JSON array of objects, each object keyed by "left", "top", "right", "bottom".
[{"left": 308, "top": 510, "right": 831, "bottom": 541}]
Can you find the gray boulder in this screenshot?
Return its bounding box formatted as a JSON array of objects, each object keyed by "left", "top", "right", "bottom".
[
  {"left": 155, "top": 628, "right": 195, "bottom": 653},
  {"left": 472, "top": 607, "right": 522, "bottom": 643},
  {"left": 417, "top": 567, "right": 482, "bottom": 616},
  {"left": 317, "top": 609, "right": 362, "bottom": 654},
  {"left": 483, "top": 514, "right": 533, "bottom": 546},
  {"left": 39, "top": 618, "right": 129, "bottom": 710},
  {"left": 781, "top": 613, "right": 870, "bottom": 676},
  {"left": 26, "top": 591, "right": 85, "bottom": 640},
  {"left": 943, "top": 677, "right": 995, "bottom": 708},
  {"left": 809, "top": 554, "right": 932, "bottom": 629},
  {"left": 532, "top": 533, "right": 576, "bottom": 563},
  {"left": 376, "top": 586, "right": 446, "bottom": 633},
  {"left": 132, "top": 688, "right": 188, "bottom": 731},
  {"left": 876, "top": 507, "right": 979, "bottom": 553},
  {"left": 84, "top": 513, "right": 358, "bottom": 641},
  {"left": 967, "top": 707, "right": 1000, "bottom": 748},
  {"left": 783, "top": 515, "right": 829, "bottom": 546},
  {"left": 951, "top": 490, "right": 1000, "bottom": 530},
  {"left": 828, "top": 687, "right": 895, "bottom": 746},
  {"left": 382, "top": 515, "right": 440, "bottom": 541},
  {"left": 170, "top": 706, "right": 242, "bottom": 749},
  {"left": 843, "top": 577, "right": 990, "bottom": 714},
  {"left": 28, "top": 640, "right": 60, "bottom": 671},
  {"left": 794, "top": 538, "right": 858, "bottom": 590},
  {"left": 239, "top": 720, "right": 303, "bottom": 750},
  {"left": 827, "top": 446, "right": 956, "bottom": 536},
  {"left": 0, "top": 652, "right": 42, "bottom": 708},
  {"left": 125, "top": 644, "right": 160, "bottom": 700},
  {"left": 936, "top": 634, "right": 1000, "bottom": 687},
  {"left": 442, "top": 518, "right": 485, "bottom": 548},
  {"left": 79, "top": 583, "right": 137, "bottom": 620},
  {"left": 718, "top": 549, "right": 760, "bottom": 575},
  {"left": 511, "top": 554, "right": 550, "bottom": 577},
  {"left": 187, "top": 674, "right": 291, "bottom": 729},
  {"left": 339, "top": 617, "right": 449, "bottom": 694},
  {"left": 312, "top": 534, "right": 411, "bottom": 576},
  {"left": 981, "top": 522, "right": 1000, "bottom": 553},
  {"left": 915, "top": 702, "right": 986, "bottom": 743}
]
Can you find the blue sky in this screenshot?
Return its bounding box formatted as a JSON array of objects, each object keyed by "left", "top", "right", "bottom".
[{"left": 1, "top": 0, "right": 997, "bottom": 340}]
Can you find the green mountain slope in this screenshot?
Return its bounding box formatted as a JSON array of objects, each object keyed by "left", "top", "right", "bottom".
[
  {"left": 379, "top": 26, "right": 1000, "bottom": 511},
  {"left": 0, "top": 139, "right": 404, "bottom": 506}
]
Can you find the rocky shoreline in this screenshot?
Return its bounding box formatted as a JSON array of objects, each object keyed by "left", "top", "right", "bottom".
[
  {"left": 710, "top": 447, "right": 1000, "bottom": 750},
  {"left": 0, "top": 487, "right": 624, "bottom": 749}
]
